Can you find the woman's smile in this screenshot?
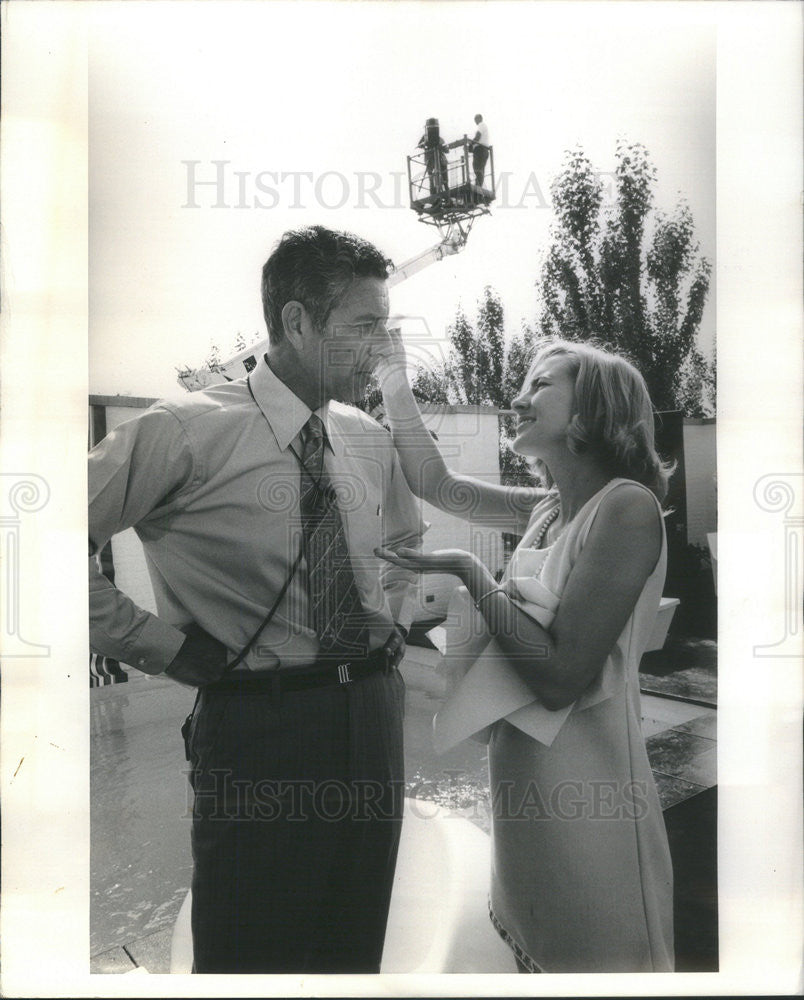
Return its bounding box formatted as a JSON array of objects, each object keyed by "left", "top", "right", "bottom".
[{"left": 511, "top": 356, "right": 577, "bottom": 456}]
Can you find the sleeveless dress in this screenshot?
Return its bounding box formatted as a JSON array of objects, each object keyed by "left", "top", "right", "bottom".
[{"left": 487, "top": 478, "right": 674, "bottom": 973}]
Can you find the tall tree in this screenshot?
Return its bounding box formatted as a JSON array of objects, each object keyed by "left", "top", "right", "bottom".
[
  {"left": 435, "top": 287, "right": 514, "bottom": 408},
  {"left": 499, "top": 321, "right": 538, "bottom": 487},
  {"left": 406, "top": 288, "right": 538, "bottom": 487},
  {"left": 204, "top": 342, "right": 222, "bottom": 370},
  {"left": 538, "top": 141, "right": 714, "bottom": 415}
]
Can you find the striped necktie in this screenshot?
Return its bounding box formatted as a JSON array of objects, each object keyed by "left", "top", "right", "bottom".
[{"left": 298, "top": 414, "right": 370, "bottom": 658}]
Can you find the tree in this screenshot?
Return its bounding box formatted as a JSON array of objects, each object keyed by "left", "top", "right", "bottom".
[
  {"left": 537, "top": 141, "right": 714, "bottom": 416},
  {"left": 410, "top": 364, "right": 450, "bottom": 405},
  {"left": 430, "top": 287, "right": 520, "bottom": 408},
  {"left": 406, "top": 287, "right": 538, "bottom": 488},
  {"left": 499, "top": 321, "right": 539, "bottom": 488},
  {"left": 204, "top": 342, "right": 222, "bottom": 370}
]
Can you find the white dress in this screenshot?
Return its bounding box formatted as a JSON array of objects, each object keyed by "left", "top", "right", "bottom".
[{"left": 487, "top": 478, "right": 674, "bottom": 972}]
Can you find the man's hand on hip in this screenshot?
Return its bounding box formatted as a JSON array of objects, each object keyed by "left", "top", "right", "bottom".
[{"left": 164, "top": 623, "right": 229, "bottom": 687}]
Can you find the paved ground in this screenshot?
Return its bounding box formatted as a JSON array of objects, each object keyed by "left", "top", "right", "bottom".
[{"left": 90, "top": 643, "right": 717, "bottom": 975}]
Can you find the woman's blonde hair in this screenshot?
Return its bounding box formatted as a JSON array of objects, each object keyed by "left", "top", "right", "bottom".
[{"left": 527, "top": 338, "right": 673, "bottom": 502}]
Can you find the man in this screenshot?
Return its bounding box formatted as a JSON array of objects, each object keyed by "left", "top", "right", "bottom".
[
  {"left": 418, "top": 117, "right": 449, "bottom": 198},
  {"left": 89, "top": 225, "right": 425, "bottom": 973},
  {"left": 471, "top": 113, "right": 490, "bottom": 187}
]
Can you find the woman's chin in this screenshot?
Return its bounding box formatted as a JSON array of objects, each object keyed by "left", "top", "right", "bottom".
[
  {"left": 512, "top": 440, "right": 537, "bottom": 459},
  {"left": 511, "top": 431, "right": 535, "bottom": 453}
]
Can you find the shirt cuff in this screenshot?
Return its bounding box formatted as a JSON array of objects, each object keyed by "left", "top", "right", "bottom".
[{"left": 124, "top": 615, "right": 186, "bottom": 674}]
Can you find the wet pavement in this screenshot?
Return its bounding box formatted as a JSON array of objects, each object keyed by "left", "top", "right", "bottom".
[
  {"left": 90, "top": 674, "right": 195, "bottom": 961},
  {"left": 90, "top": 644, "right": 718, "bottom": 974}
]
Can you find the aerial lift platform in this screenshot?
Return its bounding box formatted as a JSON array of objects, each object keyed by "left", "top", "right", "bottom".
[{"left": 177, "top": 118, "right": 495, "bottom": 391}]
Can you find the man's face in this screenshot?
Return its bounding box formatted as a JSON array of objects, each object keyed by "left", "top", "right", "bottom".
[{"left": 303, "top": 276, "right": 390, "bottom": 403}]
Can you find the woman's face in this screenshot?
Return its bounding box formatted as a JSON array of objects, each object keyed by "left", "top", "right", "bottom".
[{"left": 511, "top": 353, "right": 577, "bottom": 459}]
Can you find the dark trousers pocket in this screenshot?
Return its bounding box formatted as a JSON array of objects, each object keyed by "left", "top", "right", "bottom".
[
  {"left": 184, "top": 690, "right": 233, "bottom": 791},
  {"left": 181, "top": 710, "right": 195, "bottom": 762}
]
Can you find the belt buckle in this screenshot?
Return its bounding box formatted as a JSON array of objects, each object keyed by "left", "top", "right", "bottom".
[{"left": 336, "top": 661, "right": 352, "bottom": 684}]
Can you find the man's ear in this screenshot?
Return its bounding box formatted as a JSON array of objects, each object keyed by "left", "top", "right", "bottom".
[{"left": 281, "top": 300, "right": 313, "bottom": 350}]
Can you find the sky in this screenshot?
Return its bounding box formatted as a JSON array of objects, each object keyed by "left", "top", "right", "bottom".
[{"left": 89, "top": 1, "right": 715, "bottom": 401}]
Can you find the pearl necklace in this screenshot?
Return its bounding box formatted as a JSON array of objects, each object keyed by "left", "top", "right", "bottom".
[{"left": 531, "top": 502, "right": 561, "bottom": 549}]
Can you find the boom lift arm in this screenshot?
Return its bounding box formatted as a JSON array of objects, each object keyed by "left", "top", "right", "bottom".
[{"left": 387, "top": 220, "right": 470, "bottom": 287}]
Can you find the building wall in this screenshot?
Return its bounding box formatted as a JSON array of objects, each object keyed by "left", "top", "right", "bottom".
[
  {"left": 682, "top": 418, "right": 717, "bottom": 547},
  {"left": 408, "top": 405, "right": 504, "bottom": 621}
]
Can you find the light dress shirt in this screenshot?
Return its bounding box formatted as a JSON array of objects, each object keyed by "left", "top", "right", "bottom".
[
  {"left": 89, "top": 359, "right": 426, "bottom": 674},
  {"left": 473, "top": 121, "right": 490, "bottom": 147}
]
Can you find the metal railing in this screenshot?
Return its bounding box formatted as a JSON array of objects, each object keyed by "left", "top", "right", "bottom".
[{"left": 407, "top": 137, "right": 495, "bottom": 220}]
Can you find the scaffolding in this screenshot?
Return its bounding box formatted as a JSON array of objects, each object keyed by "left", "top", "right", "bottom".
[{"left": 407, "top": 135, "right": 495, "bottom": 227}]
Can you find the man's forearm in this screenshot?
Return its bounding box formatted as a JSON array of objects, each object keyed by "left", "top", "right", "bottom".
[{"left": 89, "top": 556, "right": 184, "bottom": 673}]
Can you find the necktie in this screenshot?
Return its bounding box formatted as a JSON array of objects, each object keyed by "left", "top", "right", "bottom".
[{"left": 298, "top": 414, "right": 370, "bottom": 658}]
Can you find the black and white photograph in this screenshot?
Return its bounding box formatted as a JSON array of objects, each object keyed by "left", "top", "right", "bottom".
[{"left": 0, "top": 1, "right": 801, "bottom": 995}]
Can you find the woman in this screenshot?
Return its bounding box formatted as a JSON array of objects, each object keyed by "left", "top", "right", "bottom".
[{"left": 374, "top": 336, "right": 674, "bottom": 973}]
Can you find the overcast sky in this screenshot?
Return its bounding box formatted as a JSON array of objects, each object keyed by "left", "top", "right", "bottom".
[{"left": 89, "top": 2, "right": 715, "bottom": 400}]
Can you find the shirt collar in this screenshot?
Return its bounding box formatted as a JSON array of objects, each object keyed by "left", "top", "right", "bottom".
[{"left": 249, "top": 355, "right": 332, "bottom": 451}]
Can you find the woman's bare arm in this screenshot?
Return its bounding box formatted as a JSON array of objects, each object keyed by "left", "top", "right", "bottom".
[
  {"left": 472, "top": 483, "right": 663, "bottom": 708},
  {"left": 375, "top": 340, "right": 543, "bottom": 534},
  {"left": 377, "top": 483, "right": 662, "bottom": 710}
]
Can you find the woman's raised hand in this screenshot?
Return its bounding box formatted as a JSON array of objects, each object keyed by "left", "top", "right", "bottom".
[
  {"left": 374, "top": 546, "right": 478, "bottom": 582},
  {"left": 372, "top": 321, "right": 408, "bottom": 382}
]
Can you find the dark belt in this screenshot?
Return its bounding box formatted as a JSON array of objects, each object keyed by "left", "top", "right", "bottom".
[{"left": 202, "top": 647, "right": 391, "bottom": 695}]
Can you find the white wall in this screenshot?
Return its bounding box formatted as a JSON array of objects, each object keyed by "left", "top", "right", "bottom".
[
  {"left": 683, "top": 419, "right": 717, "bottom": 546},
  {"left": 410, "top": 405, "right": 504, "bottom": 621}
]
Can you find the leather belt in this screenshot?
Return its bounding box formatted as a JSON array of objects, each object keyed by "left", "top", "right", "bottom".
[{"left": 202, "top": 648, "right": 391, "bottom": 695}]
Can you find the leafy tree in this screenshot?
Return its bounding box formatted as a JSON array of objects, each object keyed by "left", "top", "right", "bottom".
[
  {"left": 405, "top": 288, "right": 538, "bottom": 488},
  {"left": 410, "top": 364, "right": 450, "bottom": 405},
  {"left": 429, "top": 287, "right": 523, "bottom": 408},
  {"left": 204, "top": 342, "right": 222, "bottom": 370},
  {"left": 499, "top": 322, "right": 539, "bottom": 488},
  {"left": 444, "top": 306, "right": 480, "bottom": 403},
  {"left": 538, "top": 141, "right": 714, "bottom": 416},
  {"left": 675, "top": 341, "right": 716, "bottom": 420}
]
